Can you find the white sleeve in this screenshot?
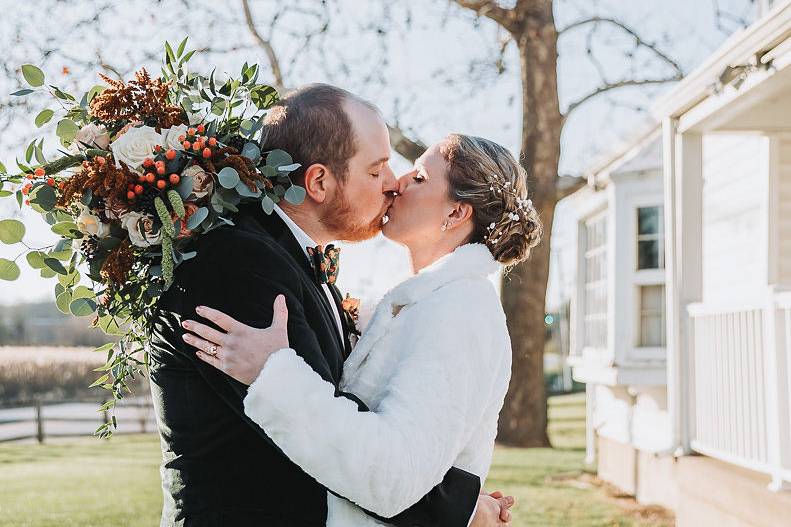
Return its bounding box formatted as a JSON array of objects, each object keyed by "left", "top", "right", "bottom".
[{"left": 243, "top": 321, "right": 495, "bottom": 518}]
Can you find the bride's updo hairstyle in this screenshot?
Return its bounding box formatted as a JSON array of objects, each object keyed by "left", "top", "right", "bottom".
[{"left": 441, "top": 134, "right": 542, "bottom": 267}]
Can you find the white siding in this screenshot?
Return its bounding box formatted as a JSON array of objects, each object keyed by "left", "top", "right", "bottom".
[
  {"left": 777, "top": 137, "right": 791, "bottom": 285},
  {"left": 701, "top": 135, "right": 768, "bottom": 305}
]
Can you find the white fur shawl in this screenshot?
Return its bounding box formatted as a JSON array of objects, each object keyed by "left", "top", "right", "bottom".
[{"left": 244, "top": 243, "right": 513, "bottom": 526}]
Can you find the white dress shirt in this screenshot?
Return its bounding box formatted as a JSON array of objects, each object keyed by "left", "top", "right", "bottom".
[{"left": 273, "top": 205, "right": 345, "bottom": 342}]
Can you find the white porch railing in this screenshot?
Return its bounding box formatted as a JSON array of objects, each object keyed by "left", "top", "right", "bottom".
[{"left": 687, "top": 294, "right": 791, "bottom": 491}]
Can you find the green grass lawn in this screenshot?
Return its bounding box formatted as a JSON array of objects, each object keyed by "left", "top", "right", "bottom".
[{"left": 0, "top": 393, "right": 672, "bottom": 526}]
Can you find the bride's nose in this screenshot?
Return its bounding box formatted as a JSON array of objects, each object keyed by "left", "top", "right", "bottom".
[{"left": 396, "top": 174, "right": 410, "bottom": 195}]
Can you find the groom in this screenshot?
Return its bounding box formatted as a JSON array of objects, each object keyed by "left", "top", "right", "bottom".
[{"left": 149, "top": 84, "right": 507, "bottom": 526}]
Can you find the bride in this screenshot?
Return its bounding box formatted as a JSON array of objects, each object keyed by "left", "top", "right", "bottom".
[{"left": 181, "top": 133, "right": 542, "bottom": 526}]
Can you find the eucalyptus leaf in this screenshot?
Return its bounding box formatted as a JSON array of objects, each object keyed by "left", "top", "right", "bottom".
[
  {"left": 175, "top": 174, "right": 193, "bottom": 200},
  {"left": 35, "top": 109, "right": 54, "bottom": 128},
  {"left": 235, "top": 181, "right": 261, "bottom": 198},
  {"left": 261, "top": 195, "right": 275, "bottom": 215},
  {"left": 284, "top": 185, "right": 306, "bottom": 205},
  {"left": 51, "top": 221, "right": 81, "bottom": 238},
  {"left": 72, "top": 285, "right": 94, "bottom": 300},
  {"left": 217, "top": 167, "right": 240, "bottom": 189},
  {"left": 56, "top": 119, "right": 79, "bottom": 143},
  {"left": 0, "top": 259, "right": 20, "bottom": 281},
  {"left": 70, "top": 297, "right": 97, "bottom": 317},
  {"left": 26, "top": 251, "right": 47, "bottom": 269},
  {"left": 11, "top": 89, "right": 34, "bottom": 96},
  {"left": 21, "top": 64, "right": 45, "bottom": 87},
  {"left": 0, "top": 219, "right": 25, "bottom": 244},
  {"left": 31, "top": 184, "right": 57, "bottom": 211},
  {"left": 186, "top": 207, "right": 209, "bottom": 230},
  {"left": 277, "top": 163, "right": 301, "bottom": 172},
  {"left": 241, "top": 142, "right": 260, "bottom": 163},
  {"left": 40, "top": 267, "right": 57, "bottom": 279},
  {"left": 56, "top": 290, "right": 72, "bottom": 314},
  {"left": 266, "top": 149, "right": 293, "bottom": 167},
  {"left": 44, "top": 257, "right": 68, "bottom": 275}
]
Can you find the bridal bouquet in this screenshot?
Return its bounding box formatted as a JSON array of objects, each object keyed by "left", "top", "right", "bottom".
[{"left": 0, "top": 39, "right": 300, "bottom": 436}]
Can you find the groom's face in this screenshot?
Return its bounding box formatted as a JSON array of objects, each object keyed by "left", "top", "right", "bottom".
[{"left": 323, "top": 101, "right": 396, "bottom": 242}]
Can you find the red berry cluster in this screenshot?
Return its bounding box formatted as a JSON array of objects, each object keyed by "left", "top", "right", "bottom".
[
  {"left": 21, "top": 167, "right": 57, "bottom": 206},
  {"left": 180, "top": 124, "right": 217, "bottom": 161}
]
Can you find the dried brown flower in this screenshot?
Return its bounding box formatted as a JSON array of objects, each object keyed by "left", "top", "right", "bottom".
[
  {"left": 90, "top": 68, "right": 185, "bottom": 129},
  {"left": 57, "top": 155, "right": 137, "bottom": 213},
  {"left": 100, "top": 239, "right": 135, "bottom": 285}
]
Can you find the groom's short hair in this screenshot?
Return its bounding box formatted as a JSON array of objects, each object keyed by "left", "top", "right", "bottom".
[{"left": 260, "top": 83, "right": 379, "bottom": 185}]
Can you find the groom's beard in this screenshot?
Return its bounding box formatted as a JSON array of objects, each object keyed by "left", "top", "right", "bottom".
[{"left": 323, "top": 188, "right": 390, "bottom": 242}]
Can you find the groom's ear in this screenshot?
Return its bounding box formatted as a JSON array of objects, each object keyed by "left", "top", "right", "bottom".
[{"left": 303, "top": 163, "right": 334, "bottom": 204}]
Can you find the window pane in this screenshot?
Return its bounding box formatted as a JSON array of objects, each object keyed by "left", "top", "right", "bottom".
[
  {"left": 639, "top": 285, "right": 666, "bottom": 347},
  {"left": 641, "top": 284, "right": 664, "bottom": 312},
  {"left": 640, "top": 315, "right": 664, "bottom": 347},
  {"left": 638, "top": 240, "right": 659, "bottom": 269},
  {"left": 638, "top": 207, "right": 660, "bottom": 235}
]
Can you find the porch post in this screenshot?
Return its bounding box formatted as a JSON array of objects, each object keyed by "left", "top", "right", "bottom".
[
  {"left": 663, "top": 118, "right": 703, "bottom": 454},
  {"left": 764, "top": 136, "right": 791, "bottom": 491}
]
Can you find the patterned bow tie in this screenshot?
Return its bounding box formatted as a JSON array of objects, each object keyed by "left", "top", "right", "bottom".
[{"left": 306, "top": 244, "right": 341, "bottom": 286}]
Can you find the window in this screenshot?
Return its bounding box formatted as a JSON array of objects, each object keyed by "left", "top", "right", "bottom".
[
  {"left": 639, "top": 284, "right": 666, "bottom": 347},
  {"left": 583, "top": 213, "right": 607, "bottom": 349},
  {"left": 637, "top": 206, "right": 664, "bottom": 270}
]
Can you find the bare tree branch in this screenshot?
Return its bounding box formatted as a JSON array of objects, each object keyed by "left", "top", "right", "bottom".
[
  {"left": 241, "top": 0, "right": 285, "bottom": 90},
  {"left": 558, "top": 16, "right": 684, "bottom": 76},
  {"left": 562, "top": 76, "right": 682, "bottom": 121},
  {"left": 556, "top": 175, "right": 586, "bottom": 201},
  {"left": 452, "top": 0, "right": 514, "bottom": 31},
  {"left": 387, "top": 124, "right": 427, "bottom": 163}
]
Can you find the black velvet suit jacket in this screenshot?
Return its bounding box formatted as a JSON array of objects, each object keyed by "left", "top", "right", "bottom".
[{"left": 148, "top": 203, "right": 480, "bottom": 526}]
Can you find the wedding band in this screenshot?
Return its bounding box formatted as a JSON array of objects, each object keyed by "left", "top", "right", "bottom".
[{"left": 208, "top": 345, "right": 218, "bottom": 356}]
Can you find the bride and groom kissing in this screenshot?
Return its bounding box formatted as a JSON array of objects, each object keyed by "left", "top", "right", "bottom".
[{"left": 148, "top": 83, "right": 542, "bottom": 526}]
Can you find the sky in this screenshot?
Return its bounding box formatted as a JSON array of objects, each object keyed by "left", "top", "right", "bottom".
[{"left": 0, "top": 0, "right": 760, "bottom": 307}]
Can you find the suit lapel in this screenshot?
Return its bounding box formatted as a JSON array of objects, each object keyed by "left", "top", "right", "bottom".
[
  {"left": 327, "top": 283, "right": 353, "bottom": 359},
  {"left": 245, "top": 204, "right": 346, "bottom": 354}
]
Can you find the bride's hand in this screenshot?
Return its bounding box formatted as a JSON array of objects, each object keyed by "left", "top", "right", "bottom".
[{"left": 181, "top": 295, "right": 290, "bottom": 385}]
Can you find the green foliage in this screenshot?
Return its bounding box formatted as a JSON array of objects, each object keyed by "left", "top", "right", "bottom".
[
  {"left": 0, "top": 219, "right": 25, "bottom": 244},
  {"left": 0, "top": 258, "right": 20, "bottom": 280},
  {"left": 167, "top": 190, "right": 185, "bottom": 218},
  {"left": 21, "top": 64, "right": 45, "bottom": 87},
  {"left": 35, "top": 109, "right": 54, "bottom": 127},
  {"left": 154, "top": 197, "right": 174, "bottom": 237}
]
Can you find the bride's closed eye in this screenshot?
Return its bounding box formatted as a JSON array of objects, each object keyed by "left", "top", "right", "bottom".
[{"left": 413, "top": 173, "right": 427, "bottom": 183}]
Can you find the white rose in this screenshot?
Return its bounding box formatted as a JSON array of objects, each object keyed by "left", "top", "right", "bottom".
[
  {"left": 182, "top": 165, "right": 214, "bottom": 199},
  {"left": 69, "top": 123, "right": 111, "bottom": 153},
  {"left": 110, "top": 125, "right": 162, "bottom": 171},
  {"left": 120, "top": 211, "right": 162, "bottom": 248},
  {"left": 76, "top": 206, "right": 111, "bottom": 238},
  {"left": 162, "top": 124, "right": 189, "bottom": 151}
]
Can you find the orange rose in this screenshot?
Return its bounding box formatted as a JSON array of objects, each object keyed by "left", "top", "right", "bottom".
[{"left": 176, "top": 202, "right": 200, "bottom": 238}]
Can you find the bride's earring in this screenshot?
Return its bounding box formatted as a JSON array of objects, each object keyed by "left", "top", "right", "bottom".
[{"left": 441, "top": 221, "right": 449, "bottom": 232}]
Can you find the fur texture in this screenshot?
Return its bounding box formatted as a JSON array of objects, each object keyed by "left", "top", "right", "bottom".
[{"left": 244, "top": 243, "right": 513, "bottom": 526}]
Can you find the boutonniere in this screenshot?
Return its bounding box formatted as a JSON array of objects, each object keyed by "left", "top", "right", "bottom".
[{"left": 341, "top": 293, "right": 361, "bottom": 336}]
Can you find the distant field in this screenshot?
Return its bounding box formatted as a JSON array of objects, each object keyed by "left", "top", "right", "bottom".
[{"left": 0, "top": 392, "right": 672, "bottom": 527}]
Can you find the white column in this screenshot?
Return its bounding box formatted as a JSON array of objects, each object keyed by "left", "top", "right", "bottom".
[
  {"left": 663, "top": 118, "right": 703, "bottom": 454},
  {"left": 585, "top": 383, "right": 597, "bottom": 466},
  {"left": 763, "top": 135, "right": 791, "bottom": 491},
  {"left": 763, "top": 293, "right": 791, "bottom": 491}
]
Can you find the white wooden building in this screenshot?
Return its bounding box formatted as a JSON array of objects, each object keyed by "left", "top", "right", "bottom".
[{"left": 557, "top": 2, "right": 791, "bottom": 525}]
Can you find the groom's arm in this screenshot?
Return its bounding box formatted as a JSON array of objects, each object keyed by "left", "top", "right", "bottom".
[{"left": 174, "top": 236, "right": 479, "bottom": 526}]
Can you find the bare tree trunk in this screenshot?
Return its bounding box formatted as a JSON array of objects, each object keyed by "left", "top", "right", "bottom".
[{"left": 497, "top": 0, "right": 561, "bottom": 447}]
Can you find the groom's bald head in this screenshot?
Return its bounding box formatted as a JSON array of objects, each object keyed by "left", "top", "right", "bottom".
[{"left": 260, "top": 83, "right": 380, "bottom": 185}]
